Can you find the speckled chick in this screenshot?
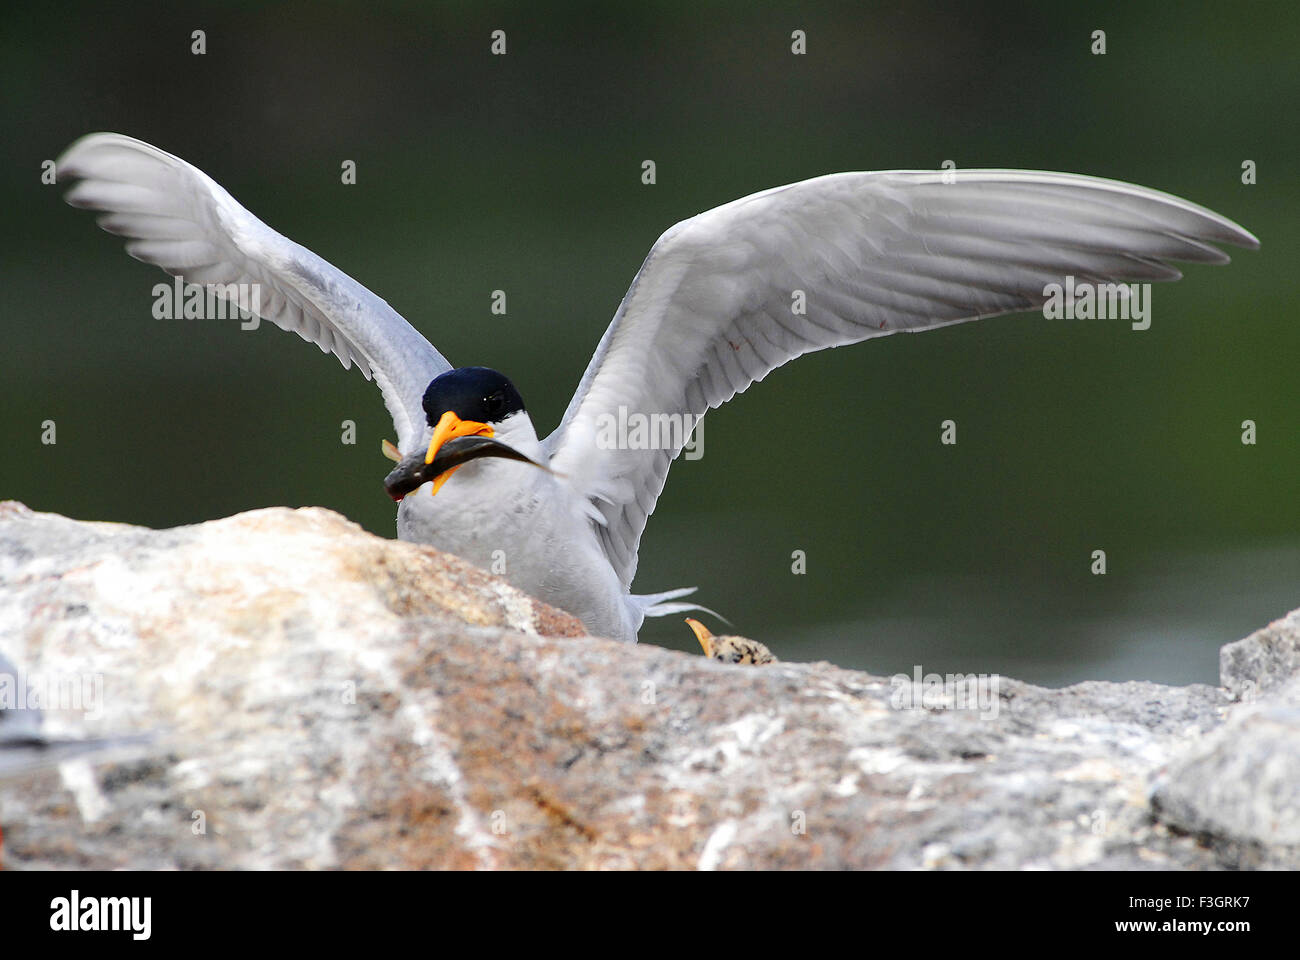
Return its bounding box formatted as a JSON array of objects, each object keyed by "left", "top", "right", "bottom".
[{"left": 685, "top": 618, "right": 777, "bottom": 665}]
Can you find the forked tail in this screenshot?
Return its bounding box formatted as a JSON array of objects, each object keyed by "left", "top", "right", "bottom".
[{"left": 631, "top": 586, "right": 729, "bottom": 623}]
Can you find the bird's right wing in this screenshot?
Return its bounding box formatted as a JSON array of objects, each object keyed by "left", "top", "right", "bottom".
[
  {"left": 544, "top": 169, "right": 1259, "bottom": 591},
  {"left": 57, "top": 133, "right": 451, "bottom": 453}
]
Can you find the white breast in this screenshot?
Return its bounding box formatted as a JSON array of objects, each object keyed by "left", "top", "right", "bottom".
[{"left": 395, "top": 452, "right": 636, "bottom": 642}]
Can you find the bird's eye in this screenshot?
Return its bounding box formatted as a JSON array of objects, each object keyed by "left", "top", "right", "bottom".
[{"left": 484, "top": 391, "right": 504, "bottom": 415}]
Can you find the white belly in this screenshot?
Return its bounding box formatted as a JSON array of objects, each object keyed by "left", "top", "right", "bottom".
[{"left": 395, "top": 458, "right": 637, "bottom": 642}]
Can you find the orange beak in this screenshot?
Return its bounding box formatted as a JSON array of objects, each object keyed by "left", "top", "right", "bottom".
[
  {"left": 424, "top": 411, "right": 494, "bottom": 495},
  {"left": 685, "top": 618, "right": 715, "bottom": 658}
]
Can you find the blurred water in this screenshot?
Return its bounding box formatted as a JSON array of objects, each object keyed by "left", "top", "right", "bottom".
[{"left": 726, "top": 545, "right": 1300, "bottom": 687}]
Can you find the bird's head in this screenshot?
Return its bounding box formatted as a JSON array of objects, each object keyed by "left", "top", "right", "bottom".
[
  {"left": 421, "top": 366, "right": 528, "bottom": 435},
  {"left": 383, "top": 367, "right": 544, "bottom": 500}
]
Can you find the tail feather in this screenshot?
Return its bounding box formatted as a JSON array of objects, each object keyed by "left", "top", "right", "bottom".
[{"left": 632, "top": 586, "right": 730, "bottom": 625}]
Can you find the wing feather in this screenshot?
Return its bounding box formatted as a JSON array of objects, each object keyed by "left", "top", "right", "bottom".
[
  {"left": 58, "top": 133, "right": 451, "bottom": 451},
  {"left": 545, "top": 169, "right": 1258, "bottom": 590}
]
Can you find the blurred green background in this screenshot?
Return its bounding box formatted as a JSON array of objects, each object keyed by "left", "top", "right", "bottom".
[{"left": 3, "top": 1, "right": 1295, "bottom": 685}]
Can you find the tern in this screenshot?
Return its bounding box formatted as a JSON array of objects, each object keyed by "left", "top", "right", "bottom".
[{"left": 56, "top": 133, "right": 1258, "bottom": 643}]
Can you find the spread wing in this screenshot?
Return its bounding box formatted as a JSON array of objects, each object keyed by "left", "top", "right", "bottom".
[
  {"left": 58, "top": 133, "right": 451, "bottom": 452},
  {"left": 544, "top": 169, "right": 1258, "bottom": 590}
]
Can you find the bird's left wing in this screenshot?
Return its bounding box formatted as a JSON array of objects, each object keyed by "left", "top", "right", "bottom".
[
  {"left": 57, "top": 133, "right": 451, "bottom": 452},
  {"left": 544, "top": 170, "right": 1258, "bottom": 590}
]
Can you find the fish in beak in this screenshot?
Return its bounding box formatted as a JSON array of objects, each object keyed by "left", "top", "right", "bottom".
[{"left": 383, "top": 411, "right": 551, "bottom": 501}]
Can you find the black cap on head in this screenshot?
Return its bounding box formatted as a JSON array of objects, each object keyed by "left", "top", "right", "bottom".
[{"left": 422, "top": 367, "right": 525, "bottom": 425}]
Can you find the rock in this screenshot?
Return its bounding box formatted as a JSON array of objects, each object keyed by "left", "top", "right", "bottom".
[
  {"left": 1, "top": 500, "right": 1297, "bottom": 869},
  {"left": 1149, "top": 678, "right": 1300, "bottom": 866},
  {"left": 1141, "top": 610, "right": 1300, "bottom": 865},
  {"left": 1220, "top": 607, "right": 1300, "bottom": 700}
]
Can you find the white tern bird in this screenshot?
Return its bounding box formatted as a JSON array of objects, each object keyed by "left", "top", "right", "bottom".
[{"left": 56, "top": 133, "right": 1258, "bottom": 643}]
